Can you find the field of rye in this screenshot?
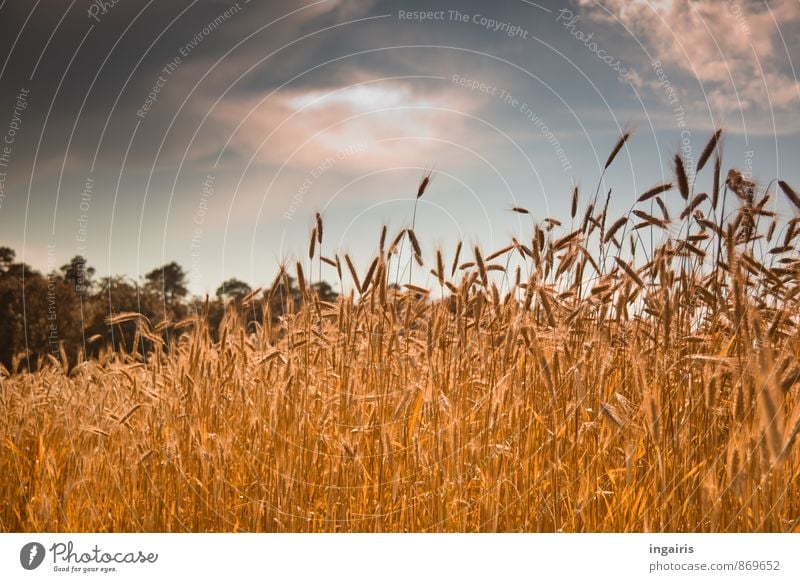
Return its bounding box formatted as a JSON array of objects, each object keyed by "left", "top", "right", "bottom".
[{"left": 2, "top": 131, "right": 799, "bottom": 532}]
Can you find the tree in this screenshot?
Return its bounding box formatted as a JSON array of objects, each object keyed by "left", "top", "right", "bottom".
[
  {"left": 60, "top": 255, "right": 95, "bottom": 295},
  {"left": 145, "top": 261, "right": 188, "bottom": 302},
  {"left": 0, "top": 247, "right": 342, "bottom": 367},
  {"left": 265, "top": 275, "right": 300, "bottom": 320},
  {"left": 215, "top": 278, "right": 252, "bottom": 301},
  {"left": 86, "top": 276, "right": 163, "bottom": 356},
  {"left": 0, "top": 261, "right": 82, "bottom": 371},
  {"left": 311, "top": 280, "right": 338, "bottom": 302},
  {"left": 0, "top": 247, "right": 15, "bottom": 274}
]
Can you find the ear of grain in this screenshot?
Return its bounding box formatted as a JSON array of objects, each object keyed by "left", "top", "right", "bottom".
[
  {"left": 296, "top": 261, "right": 308, "bottom": 297},
  {"left": 344, "top": 254, "right": 361, "bottom": 293},
  {"left": 361, "top": 258, "right": 379, "bottom": 292},
  {"left": 759, "top": 385, "right": 784, "bottom": 462},
  {"left": 388, "top": 229, "right": 406, "bottom": 255},
  {"left": 638, "top": 182, "right": 673, "bottom": 203},
  {"left": 614, "top": 257, "right": 644, "bottom": 288},
  {"left": 315, "top": 212, "right": 324, "bottom": 244},
  {"left": 674, "top": 154, "right": 690, "bottom": 200},
  {"left": 697, "top": 129, "right": 722, "bottom": 173},
  {"left": 486, "top": 244, "right": 515, "bottom": 262},
  {"left": 712, "top": 154, "right": 722, "bottom": 208},
  {"left": 377, "top": 261, "right": 387, "bottom": 305},
  {"left": 417, "top": 170, "right": 433, "bottom": 199},
  {"left": 435, "top": 250, "right": 445, "bottom": 286},
  {"left": 554, "top": 229, "right": 581, "bottom": 250},
  {"left": 581, "top": 203, "right": 595, "bottom": 232},
  {"left": 604, "top": 216, "right": 628, "bottom": 243},
  {"left": 601, "top": 401, "right": 624, "bottom": 427},
  {"left": 308, "top": 228, "right": 317, "bottom": 260},
  {"left": 604, "top": 132, "right": 631, "bottom": 170},
  {"left": 379, "top": 225, "right": 387, "bottom": 255},
  {"left": 655, "top": 197, "right": 670, "bottom": 222},
  {"left": 680, "top": 193, "right": 709, "bottom": 220},
  {"left": 571, "top": 186, "right": 579, "bottom": 219},
  {"left": 474, "top": 246, "right": 488, "bottom": 287},
  {"left": 407, "top": 229, "right": 424, "bottom": 266},
  {"left": 116, "top": 404, "right": 143, "bottom": 426},
  {"left": 779, "top": 180, "right": 800, "bottom": 210},
  {"left": 633, "top": 210, "right": 668, "bottom": 229},
  {"left": 779, "top": 414, "right": 800, "bottom": 461},
  {"left": 266, "top": 265, "right": 285, "bottom": 302},
  {"left": 451, "top": 241, "right": 463, "bottom": 277}
]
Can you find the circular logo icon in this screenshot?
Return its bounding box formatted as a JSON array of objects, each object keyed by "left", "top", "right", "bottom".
[{"left": 20, "top": 542, "right": 46, "bottom": 570}]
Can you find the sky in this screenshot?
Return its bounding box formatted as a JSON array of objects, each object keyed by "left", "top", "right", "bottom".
[{"left": 0, "top": 0, "right": 798, "bottom": 294}]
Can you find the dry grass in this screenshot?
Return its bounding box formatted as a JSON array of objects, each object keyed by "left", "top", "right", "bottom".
[{"left": 2, "top": 134, "right": 800, "bottom": 532}]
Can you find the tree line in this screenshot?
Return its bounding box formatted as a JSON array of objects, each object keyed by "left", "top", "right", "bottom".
[{"left": 0, "top": 246, "right": 337, "bottom": 372}]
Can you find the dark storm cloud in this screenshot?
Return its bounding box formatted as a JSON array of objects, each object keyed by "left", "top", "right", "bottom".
[
  {"left": 2, "top": 0, "right": 795, "bottom": 189},
  {"left": 0, "top": 0, "right": 399, "bottom": 176},
  {"left": 0, "top": 0, "right": 572, "bottom": 176}
]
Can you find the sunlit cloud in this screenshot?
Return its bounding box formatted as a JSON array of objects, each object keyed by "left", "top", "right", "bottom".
[
  {"left": 287, "top": 85, "right": 420, "bottom": 111},
  {"left": 577, "top": 0, "right": 800, "bottom": 130},
  {"left": 206, "top": 79, "right": 483, "bottom": 172}
]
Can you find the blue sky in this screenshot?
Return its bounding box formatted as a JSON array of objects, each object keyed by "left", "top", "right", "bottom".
[{"left": 0, "top": 0, "right": 798, "bottom": 294}]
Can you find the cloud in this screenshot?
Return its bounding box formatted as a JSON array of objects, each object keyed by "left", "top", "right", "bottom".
[
  {"left": 328, "top": 0, "right": 380, "bottom": 20},
  {"left": 576, "top": 0, "right": 800, "bottom": 129},
  {"left": 204, "top": 78, "right": 483, "bottom": 172}
]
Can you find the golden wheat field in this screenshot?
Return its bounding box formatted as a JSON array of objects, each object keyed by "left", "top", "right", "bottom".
[{"left": 2, "top": 134, "right": 800, "bottom": 533}]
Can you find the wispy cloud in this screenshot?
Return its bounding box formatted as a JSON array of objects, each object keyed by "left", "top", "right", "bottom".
[
  {"left": 576, "top": 0, "right": 800, "bottom": 132},
  {"left": 205, "top": 78, "right": 482, "bottom": 172}
]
